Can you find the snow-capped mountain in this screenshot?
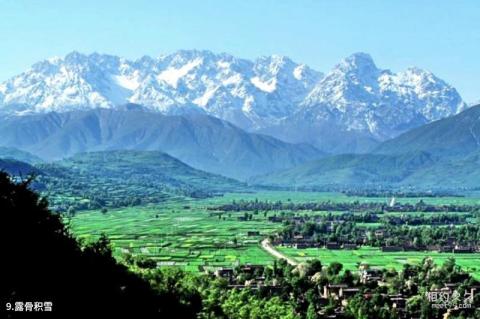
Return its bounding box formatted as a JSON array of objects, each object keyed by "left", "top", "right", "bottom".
[
  {"left": 0, "top": 50, "right": 466, "bottom": 150},
  {"left": 297, "top": 53, "right": 466, "bottom": 140},
  {"left": 0, "top": 50, "right": 322, "bottom": 130}
]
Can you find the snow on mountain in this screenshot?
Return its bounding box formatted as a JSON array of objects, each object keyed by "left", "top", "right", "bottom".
[
  {"left": 298, "top": 53, "right": 466, "bottom": 139},
  {"left": 0, "top": 50, "right": 466, "bottom": 141},
  {"left": 0, "top": 50, "right": 322, "bottom": 129}
]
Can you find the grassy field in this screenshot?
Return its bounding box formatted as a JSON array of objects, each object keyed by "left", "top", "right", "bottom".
[
  {"left": 277, "top": 246, "right": 480, "bottom": 279},
  {"left": 68, "top": 191, "right": 480, "bottom": 274},
  {"left": 69, "top": 195, "right": 282, "bottom": 272}
]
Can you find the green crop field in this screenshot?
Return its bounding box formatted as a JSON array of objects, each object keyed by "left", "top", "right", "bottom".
[
  {"left": 68, "top": 191, "right": 480, "bottom": 275},
  {"left": 276, "top": 246, "right": 480, "bottom": 279},
  {"left": 69, "top": 194, "right": 284, "bottom": 272}
]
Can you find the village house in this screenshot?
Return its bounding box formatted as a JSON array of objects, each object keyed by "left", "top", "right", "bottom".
[
  {"left": 453, "top": 245, "right": 473, "bottom": 253},
  {"left": 323, "top": 284, "right": 348, "bottom": 299},
  {"left": 293, "top": 242, "right": 309, "bottom": 249},
  {"left": 360, "top": 269, "right": 383, "bottom": 284},
  {"left": 446, "top": 237, "right": 456, "bottom": 245},
  {"left": 239, "top": 264, "right": 264, "bottom": 275},
  {"left": 342, "top": 243, "right": 358, "bottom": 250},
  {"left": 341, "top": 288, "right": 361, "bottom": 298},
  {"left": 440, "top": 245, "right": 454, "bottom": 253},
  {"left": 214, "top": 267, "right": 234, "bottom": 280},
  {"left": 374, "top": 229, "right": 385, "bottom": 238}
]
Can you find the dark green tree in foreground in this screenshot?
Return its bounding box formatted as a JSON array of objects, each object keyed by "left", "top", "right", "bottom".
[{"left": 0, "top": 172, "right": 194, "bottom": 318}]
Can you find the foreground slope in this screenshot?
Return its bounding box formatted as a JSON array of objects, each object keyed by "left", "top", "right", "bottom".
[{"left": 0, "top": 171, "right": 196, "bottom": 318}]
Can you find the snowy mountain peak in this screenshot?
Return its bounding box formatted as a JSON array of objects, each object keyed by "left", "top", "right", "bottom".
[
  {"left": 0, "top": 50, "right": 323, "bottom": 128},
  {"left": 0, "top": 50, "right": 467, "bottom": 141},
  {"left": 301, "top": 54, "right": 466, "bottom": 139},
  {"left": 397, "top": 67, "right": 444, "bottom": 90},
  {"left": 335, "top": 53, "right": 383, "bottom": 84},
  {"left": 254, "top": 55, "right": 294, "bottom": 72},
  {"left": 64, "top": 50, "right": 86, "bottom": 63},
  {"left": 303, "top": 53, "right": 383, "bottom": 109},
  {"left": 341, "top": 52, "right": 378, "bottom": 70}
]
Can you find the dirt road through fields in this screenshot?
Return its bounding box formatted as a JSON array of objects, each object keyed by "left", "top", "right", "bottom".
[{"left": 261, "top": 239, "right": 298, "bottom": 266}]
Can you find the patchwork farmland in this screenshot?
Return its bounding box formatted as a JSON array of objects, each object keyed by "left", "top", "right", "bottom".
[
  {"left": 276, "top": 246, "right": 480, "bottom": 279},
  {"left": 68, "top": 191, "right": 480, "bottom": 277}
]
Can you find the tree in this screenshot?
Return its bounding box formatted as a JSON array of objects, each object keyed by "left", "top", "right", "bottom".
[
  {"left": 327, "top": 262, "right": 343, "bottom": 276},
  {"left": 305, "top": 260, "right": 323, "bottom": 277},
  {"left": 0, "top": 172, "right": 189, "bottom": 318},
  {"left": 136, "top": 256, "right": 157, "bottom": 269},
  {"left": 306, "top": 302, "right": 318, "bottom": 319}
]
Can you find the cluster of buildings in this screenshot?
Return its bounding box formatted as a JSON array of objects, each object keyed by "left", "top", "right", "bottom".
[
  {"left": 209, "top": 263, "right": 479, "bottom": 319},
  {"left": 211, "top": 264, "right": 281, "bottom": 291},
  {"left": 273, "top": 228, "right": 480, "bottom": 253}
]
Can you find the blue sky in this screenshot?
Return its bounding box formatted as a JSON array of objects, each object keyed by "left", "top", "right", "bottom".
[{"left": 1, "top": 0, "right": 479, "bottom": 101}]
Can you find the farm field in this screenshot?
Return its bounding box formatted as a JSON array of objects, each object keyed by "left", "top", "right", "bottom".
[
  {"left": 68, "top": 195, "right": 283, "bottom": 272},
  {"left": 276, "top": 246, "right": 480, "bottom": 279},
  {"left": 68, "top": 191, "right": 480, "bottom": 274}
]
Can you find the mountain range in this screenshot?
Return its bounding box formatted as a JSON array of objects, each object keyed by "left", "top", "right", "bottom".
[
  {"left": 0, "top": 107, "right": 322, "bottom": 179},
  {"left": 252, "top": 105, "right": 480, "bottom": 190},
  {"left": 0, "top": 50, "right": 466, "bottom": 153},
  {"left": 0, "top": 50, "right": 474, "bottom": 184}
]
